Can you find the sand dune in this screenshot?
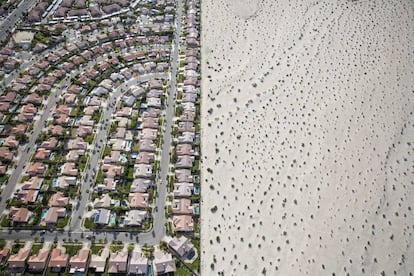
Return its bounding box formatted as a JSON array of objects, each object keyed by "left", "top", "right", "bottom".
[{"left": 200, "top": 0, "right": 414, "bottom": 275}]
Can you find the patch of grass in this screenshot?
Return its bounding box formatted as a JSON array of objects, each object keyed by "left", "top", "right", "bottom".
[
  {"left": 109, "top": 244, "right": 124, "bottom": 252},
  {"left": 63, "top": 244, "right": 82, "bottom": 256},
  {"left": 31, "top": 243, "right": 44, "bottom": 255},
  {"left": 90, "top": 245, "right": 105, "bottom": 255}
]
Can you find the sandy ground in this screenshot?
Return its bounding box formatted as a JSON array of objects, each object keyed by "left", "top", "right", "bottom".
[{"left": 200, "top": 0, "right": 414, "bottom": 275}]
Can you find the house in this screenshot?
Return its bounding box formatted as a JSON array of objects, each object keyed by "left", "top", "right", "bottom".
[
  {"left": 173, "top": 183, "right": 193, "bottom": 198},
  {"left": 48, "top": 192, "right": 69, "bottom": 207},
  {"left": 139, "top": 139, "right": 156, "bottom": 152},
  {"left": 180, "top": 110, "right": 195, "bottom": 122},
  {"left": 16, "top": 189, "right": 38, "bottom": 204},
  {"left": 93, "top": 209, "right": 111, "bottom": 225},
  {"left": 57, "top": 176, "right": 77, "bottom": 188},
  {"left": 27, "top": 93, "right": 43, "bottom": 105},
  {"left": 175, "top": 155, "right": 195, "bottom": 169},
  {"left": 176, "top": 144, "right": 194, "bottom": 156},
  {"left": 84, "top": 105, "right": 99, "bottom": 115},
  {"left": 3, "top": 136, "right": 19, "bottom": 148},
  {"left": 35, "top": 148, "right": 51, "bottom": 160},
  {"left": 44, "top": 207, "right": 66, "bottom": 224},
  {"left": 61, "top": 162, "right": 78, "bottom": 176},
  {"left": 175, "top": 169, "right": 192, "bottom": 183},
  {"left": 9, "top": 207, "right": 32, "bottom": 224},
  {"left": 140, "top": 128, "right": 158, "bottom": 141},
  {"left": 152, "top": 250, "right": 176, "bottom": 276},
  {"left": 11, "top": 124, "right": 27, "bottom": 135},
  {"left": 173, "top": 215, "right": 194, "bottom": 232},
  {"left": 147, "top": 97, "right": 162, "bottom": 108},
  {"left": 142, "top": 117, "right": 159, "bottom": 129},
  {"left": 112, "top": 127, "right": 125, "bottom": 139},
  {"left": 102, "top": 164, "right": 123, "bottom": 178},
  {"left": 108, "top": 250, "right": 128, "bottom": 273},
  {"left": 103, "top": 151, "right": 121, "bottom": 164},
  {"left": 28, "top": 248, "right": 49, "bottom": 271},
  {"left": 116, "top": 107, "right": 132, "bottom": 118},
  {"left": 69, "top": 248, "right": 90, "bottom": 272},
  {"left": 91, "top": 86, "right": 108, "bottom": 96},
  {"left": 172, "top": 198, "right": 193, "bottom": 215},
  {"left": 41, "top": 137, "right": 58, "bottom": 149},
  {"left": 79, "top": 115, "right": 95, "bottom": 126},
  {"left": 28, "top": 162, "right": 46, "bottom": 176},
  {"left": 66, "top": 149, "right": 85, "bottom": 162},
  {"left": 76, "top": 125, "right": 93, "bottom": 137},
  {"left": 124, "top": 210, "right": 147, "bottom": 227},
  {"left": 102, "top": 3, "right": 121, "bottom": 14},
  {"left": 96, "top": 178, "right": 116, "bottom": 192},
  {"left": 21, "top": 177, "right": 42, "bottom": 190},
  {"left": 128, "top": 250, "right": 147, "bottom": 275},
  {"left": 131, "top": 179, "right": 152, "bottom": 193},
  {"left": 0, "top": 91, "right": 16, "bottom": 102},
  {"left": 93, "top": 194, "right": 112, "bottom": 208},
  {"left": 0, "top": 247, "right": 10, "bottom": 264},
  {"left": 178, "top": 121, "right": 195, "bottom": 133},
  {"left": 128, "top": 193, "right": 149, "bottom": 209},
  {"left": 0, "top": 147, "right": 13, "bottom": 161},
  {"left": 134, "top": 164, "right": 153, "bottom": 178},
  {"left": 90, "top": 246, "right": 109, "bottom": 273},
  {"left": 135, "top": 152, "right": 155, "bottom": 164},
  {"left": 178, "top": 132, "right": 195, "bottom": 144},
  {"left": 48, "top": 248, "right": 69, "bottom": 270},
  {"left": 67, "top": 138, "right": 87, "bottom": 150},
  {"left": 48, "top": 125, "right": 65, "bottom": 136},
  {"left": 168, "top": 236, "right": 195, "bottom": 258},
  {"left": 8, "top": 248, "right": 30, "bottom": 269}
]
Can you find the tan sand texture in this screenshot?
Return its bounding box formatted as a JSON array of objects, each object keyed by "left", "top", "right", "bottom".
[{"left": 200, "top": 0, "right": 414, "bottom": 275}]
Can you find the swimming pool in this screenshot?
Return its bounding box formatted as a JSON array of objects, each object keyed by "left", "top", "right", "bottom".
[
  {"left": 193, "top": 204, "right": 199, "bottom": 215},
  {"left": 51, "top": 178, "right": 57, "bottom": 188},
  {"left": 119, "top": 154, "right": 128, "bottom": 163},
  {"left": 110, "top": 213, "right": 116, "bottom": 225},
  {"left": 193, "top": 185, "right": 200, "bottom": 195},
  {"left": 41, "top": 209, "right": 47, "bottom": 220}
]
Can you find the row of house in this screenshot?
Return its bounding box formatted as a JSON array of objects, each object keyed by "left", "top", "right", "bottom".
[
  {"left": 2, "top": 240, "right": 180, "bottom": 275},
  {"left": 169, "top": 0, "right": 201, "bottom": 234}
]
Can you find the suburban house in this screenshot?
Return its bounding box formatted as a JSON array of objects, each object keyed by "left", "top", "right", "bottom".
[
  {"left": 93, "top": 208, "right": 111, "bottom": 225},
  {"left": 173, "top": 183, "right": 194, "bottom": 198},
  {"left": 124, "top": 210, "right": 147, "bottom": 227},
  {"left": 9, "top": 207, "right": 32, "bottom": 224},
  {"left": 172, "top": 215, "right": 194, "bottom": 232},
  {"left": 8, "top": 248, "right": 30, "bottom": 270},
  {"left": 48, "top": 192, "right": 69, "bottom": 207},
  {"left": 128, "top": 193, "right": 149, "bottom": 209},
  {"left": 28, "top": 248, "right": 49, "bottom": 272},
  {"left": 48, "top": 248, "right": 69, "bottom": 270},
  {"left": 44, "top": 207, "right": 66, "bottom": 225},
  {"left": 69, "top": 248, "right": 90, "bottom": 273},
  {"left": 108, "top": 250, "right": 128, "bottom": 274},
  {"left": 168, "top": 236, "right": 195, "bottom": 259},
  {"left": 90, "top": 246, "right": 109, "bottom": 273},
  {"left": 152, "top": 250, "right": 176, "bottom": 276},
  {"left": 171, "top": 198, "right": 193, "bottom": 215},
  {"left": 128, "top": 250, "right": 148, "bottom": 275}
]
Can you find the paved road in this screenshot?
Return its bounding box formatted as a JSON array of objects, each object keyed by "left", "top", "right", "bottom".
[
  {"left": 0, "top": 76, "right": 70, "bottom": 215},
  {"left": 0, "top": 0, "right": 38, "bottom": 44}
]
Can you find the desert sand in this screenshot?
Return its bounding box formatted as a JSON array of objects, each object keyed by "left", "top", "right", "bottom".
[{"left": 200, "top": 0, "right": 414, "bottom": 275}]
